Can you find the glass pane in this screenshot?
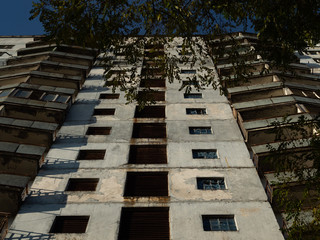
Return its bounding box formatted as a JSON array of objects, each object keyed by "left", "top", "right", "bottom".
[
  {"left": 14, "top": 90, "right": 32, "bottom": 98},
  {"left": 0, "top": 89, "right": 12, "bottom": 98},
  {"left": 55, "top": 95, "right": 69, "bottom": 103},
  {"left": 42, "top": 94, "right": 57, "bottom": 101}
]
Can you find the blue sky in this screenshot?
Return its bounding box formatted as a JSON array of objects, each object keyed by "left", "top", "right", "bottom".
[{"left": 0, "top": 0, "right": 44, "bottom": 35}]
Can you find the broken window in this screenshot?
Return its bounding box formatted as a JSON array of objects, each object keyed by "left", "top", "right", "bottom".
[
  {"left": 129, "top": 145, "right": 167, "bottom": 164},
  {"left": 118, "top": 207, "right": 169, "bottom": 240},
  {"left": 124, "top": 172, "right": 168, "bottom": 197},
  {"left": 186, "top": 108, "right": 206, "bottom": 115},
  {"left": 192, "top": 150, "right": 217, "bottom": 159},
  {"left": 93, "top": 108, "right": 115, "bottom": 115},
  {"left": 197, "top": 178, "right": 226, "bottom": 190},
  {"left": 99, "top": 93, "right": 120, "bottom": 99},
  {"left": 134, "top": 106, "right": 165, "bottom": 118},
  {"left": 184, "top": 93, "right": 202, "bottom": 99},
  {"left": 202, "top": 215, "right": 237, "bottom": 231},
  {"left": 65, "top": 178, "right": 99, "bottom": 191},
  {"left": 50, "top": 216, "right": 90, "bottom": 233},
  {"left": 86, "top": 127, "right": 111, "bottom": 135},
  {"left": 189, "top": 127, "right": 212, "bottom": 134},
  {"left": 77, "top": 150, "right": 106, "bottom": 160}
]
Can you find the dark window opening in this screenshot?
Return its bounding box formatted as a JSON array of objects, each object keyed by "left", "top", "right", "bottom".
[
  {"left": 129, "top": 145, "right": 167, "bottom": 164},
  {"left": 189, "top": 127, "right": 212, "bottom": 134},
  {"left": 65, "top": 178, "right": 99, "bottom": 191},
  {"left": 137, "top": 91, "right": 165, "bottom": 101},
  {"left": 186, "top": 108, "right": 206, "bottom": 115},
  {"left": 0, "top": 45, "right": 14, "bottom": 49},
  {"left": 202, "top": 215, "right": 237, "bottom": 231},
  {"left": 93, "top": 108, "right": 115, "bottom": 115},
  {"left": 99, "top": 93, "right": 120, "bottom": 99},
  {"left": 50, "top": 216, "right": 89, "bottom": 233},
  {"left": 181, "top": 69, "right": 196, "bottom": 74},
  {"left": 134, "top": 106, "right": 165, "bottom": 118},
  {"left": 124, "top": 172, "right": 168, "bottom": 197},
  {"left": 86, "top": 127, "right": 111, "bottom": 135},
  {"left": 12, "top": 89, "right": 32, "bottom": 98},
  {"left": 118, "top": 207, "right": 169, "bottom": 240},
  {"left": 132, "top": 123, "right": 166, "bottom": 138},
  {"left": 140, "top": 78, "right": 166, "bottom": 88},
  {"left": 184, "top": 93, "right": 202, "bottom": 99},
  {"left": 77, "top": 150, "right": 106, "bottom": 160},
  {"left": 197, "top": 178, "right": 226, "bottom": 190},
  {"left": 192, "top": 150, "right": 217, "bottom": 159}
]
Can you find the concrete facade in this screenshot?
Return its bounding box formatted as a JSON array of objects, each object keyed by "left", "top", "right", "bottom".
[{"left": 5, "top": 36, "right": 284, "bottom": 239}]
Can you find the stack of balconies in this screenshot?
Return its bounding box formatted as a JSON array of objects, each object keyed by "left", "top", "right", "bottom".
[{"left": 0, "top": 37, "right": 97, "bottom": 236}]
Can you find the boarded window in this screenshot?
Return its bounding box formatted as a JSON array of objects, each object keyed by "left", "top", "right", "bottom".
[
  {"left": 140, "top": 78, "right": 166, "bottom": 88},
  {"left": 50, "top": 216, "right": 89, "bottom": 233},
  {"left": 134, "top": 106, "right": 165, "bottom": 118},
  {"left": 99, "top": 93, "right": 120, "bottom": 99},
  {"left": 129, "top": 145, "right": 167, "bottom": 164},
  {"left": 118, "top": 207, "right": 169, "bottom": 240},
  {"left": 192, "top": 150, "right": 217, "bottom": 159},
  {"left": 65, "top": 178, "right": 99, "bottom": 191},
  {"left": 86, "top": 127, "right": 111, "bottom": 135},
  {"left": 202, "top": 215, "right": 237, "bottom": 231},
  {"left": 132, "top": 123, "right": 166, "bottom": 138},
  {"left": 186, "top": 108, "right": 206, "bottom": 115},
  {"left": 197, "top": 178, "right": 226, "bottom": 190},
  {"left": 184, "top": 93, "right": 202, "bottom": 99},
  {"left": 93, "top": 108, "right": 115, "bottom": 115},
  {"left": 77, "top": 150, "right": 106, "bottom": 160},
  {"left": 124, "top": 172, "right": 168, "bottom": 197},
  {"left": 189, "top": 127, "right": 212, "bottom": 134},
  {"left": 138, "top": 91, "right": 165, "bottom": 101}
]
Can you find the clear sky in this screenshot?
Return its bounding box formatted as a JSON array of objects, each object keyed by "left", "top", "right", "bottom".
[{"left": 0, "top": 0, "right": 44, "bottom": 35}]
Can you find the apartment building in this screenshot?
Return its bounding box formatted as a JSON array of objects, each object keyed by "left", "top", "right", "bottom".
[{"left": 2, "top": 35, "right": 287, "bottom": 239}]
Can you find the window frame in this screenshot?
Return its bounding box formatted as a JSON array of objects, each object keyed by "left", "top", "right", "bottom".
[
  {"left": 186, "top": 108, "right": 207, "bottom": 115},
  {"left": 189, "top": 127, "right": 212, "bottom": 135},
  {"left": 192, "top": 149, "right": 218, "bottom": 159},
  {"left": 197, "top": 177, "right": 226, "bottom": 190},
  {"left": 202, "top": 215, "right": 237, "bottom": 231}
]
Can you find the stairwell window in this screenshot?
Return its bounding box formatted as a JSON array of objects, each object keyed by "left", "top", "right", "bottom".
[
  {"left": 192, "top": 150, "right": 217, "bottom": 159},
  {"left": 202, "top": 215, "right": 237, "bottom": 231},
  {"left": 197, "top": 177, "right": 226, "bottom": 190},
  {"left": 189, "top": 127, "right": 212, "bottom": 134},
  {"left": 184, "top": 93, "right": 202, "bottom": 99},
  {"left": 186, "top": 108, "right": 206, "bottom": 115}
]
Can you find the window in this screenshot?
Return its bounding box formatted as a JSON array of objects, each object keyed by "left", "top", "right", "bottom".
[
  {"left": 182, "top": 80, "right": 199, "bottom": 87},
  {"left": 50, "top": 216, "right": 89, "bottom": 233},
  {"left": 184, "top": 93, "right": 202, "bottom": 99},
  {"left": 0, "top": 89, "right": 13, "bottom": 98},
  {"left": 140, "top": 78, "right": 166, "bottom": 88},
  {"left": 41, "top": 93, "right": 70, "bottom": 103},
  {"left": 189, "top": 127, "right": 212, "bottom": 134},
  {"left": 0, "top": 45, "right": 14, "bottom": 49},
  {"left": 134, "top": 106, "right": 165, "bottom": 118},
  {"left": 93, "top": 108, "right": 115, "bottom": 115},
  {"left": 202, "top": 215, "right": 237, "bottom": 231},
  {"left": 65, "top": 178, "right": 99, "bottom": 191},
  {"left": 197, "top": 178, "right": 226, "bottom": 190},
  {"left": 129, "top": 145, "right": 167, "bottom": 164},
  {"left": 12, "top": 89, "right": 32, "bottom": 98},
  {"left": 118, "top": 207, "right": 169, "bottom": 240},
  {"left": 99, "top": 93, "right": 119, "bottom": 99},
  {"left": 77, "top": 150, "right": 106, "bottom": 160},
  {"left": 132, "top": 123, "right": 166, "bottom": 138},
  {"left": 86, "top": 127, "right": 111, "bottom": 135},
  {"left": 137, "top": 91, "right": 165, "bottom": 101},
  {"left": 181, "top": 69, "right": 196, "bottom": 74},
  {"left": 192, "top": 150, "right": 217, "bottom": 159},
  {"left": 186, "top": 108, "right": 206, "bottom": 115},
  {"left": 124, "top": 172, "right": 168, "bottom": 197}
]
